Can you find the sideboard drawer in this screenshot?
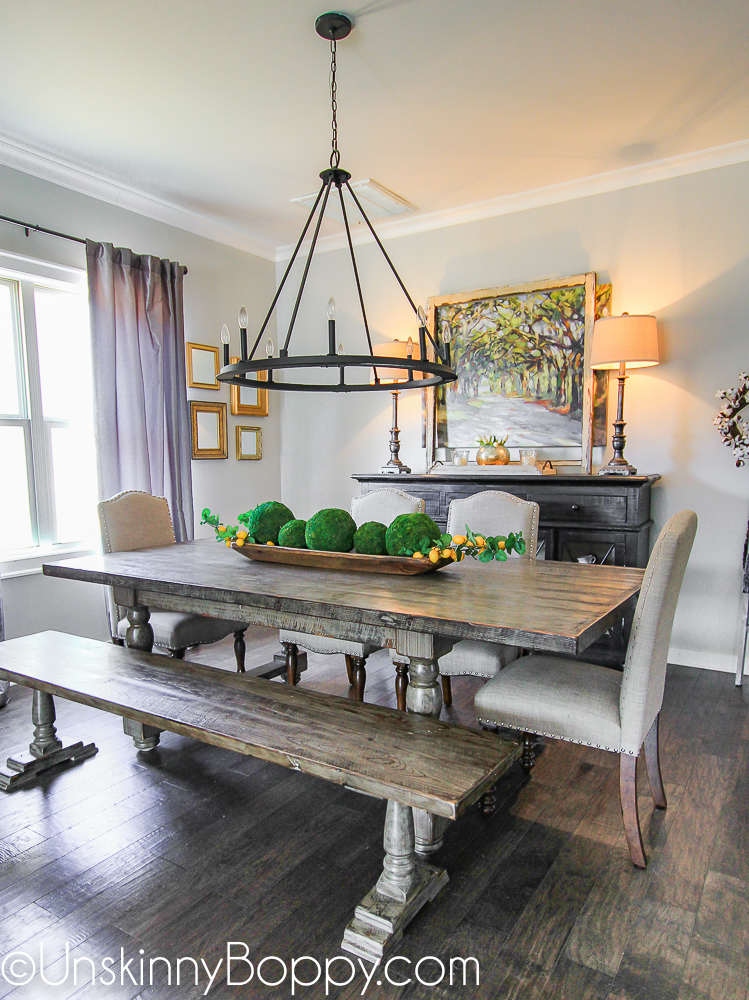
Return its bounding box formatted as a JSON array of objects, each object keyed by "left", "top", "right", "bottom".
[{"left": 529, "top": 492, "right": 627, "bottom": 526}]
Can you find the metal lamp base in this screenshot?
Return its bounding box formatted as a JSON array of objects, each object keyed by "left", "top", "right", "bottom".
[{"left": 598, "top": 461, "right": 638, "bottom": 476}]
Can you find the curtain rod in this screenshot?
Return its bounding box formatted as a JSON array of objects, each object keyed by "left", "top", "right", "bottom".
[
  {"left": 0, "top": 213, "right": 87, "bottom": 245},
  {"left": 0, "top": 214, "right": 188, "bottom": 273}
]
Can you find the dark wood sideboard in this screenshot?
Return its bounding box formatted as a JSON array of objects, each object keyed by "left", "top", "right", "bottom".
[{"left": 352, "top": 471, "right": 661, "bottom": 665}]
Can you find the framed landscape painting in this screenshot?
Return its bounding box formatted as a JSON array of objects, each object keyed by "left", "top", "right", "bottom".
[{"left": 426, "top": 273, "right": 605, "bottom": 471}]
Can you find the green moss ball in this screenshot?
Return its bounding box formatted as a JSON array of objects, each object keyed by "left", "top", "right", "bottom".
[
  {"left": 385, "top": 512, "right": 441, "bottom": 556},
  {"left": 278, "top": 519, "right": 307, "bottom": 548},
  {"left": 305, "top": 508, "right": 356, "bottom": 552},
  {"left": 353, "top": 521, "right": 388, "bottom": 555},
  {"left": 243, "top": 501, "right": 294, "bottom": 544}
]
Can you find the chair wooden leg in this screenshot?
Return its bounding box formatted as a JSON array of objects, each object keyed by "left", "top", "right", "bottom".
[
  {"left": 169, "top": 648, "right": 186, "bottom": 659},
  {"left": 344, "top": 654, "right": 355, "bottom": 685},
  {"left": 441, "top": 675, "right": 453, "bottom": 707},
  {"left": 478, "top": 781, "right": 497, "bottom": 819},
  {"left": 644, "top": 715, "right": 667, "bottom": 809},
  {"left": 282, "top": 642, "right": 299, "bottom": 685},
  {"left": 352, "top": 657, "right": 367, "bottom": 702},
  {"left": 395, "top": 662, "right": 408, "bottom": 712},
  {"left": 620, "top": 753, "right": 647, "bottom": 868},
  {"left": 520, "top": 732, "right": 536, "bottom": 774},
  {"left": 233, "top": 630, "right": 247, "bottom": 673}
]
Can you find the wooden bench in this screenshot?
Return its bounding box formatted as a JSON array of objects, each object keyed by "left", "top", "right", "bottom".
[{"left": 0, "top": 630, "right": 520, "bottom": 960}]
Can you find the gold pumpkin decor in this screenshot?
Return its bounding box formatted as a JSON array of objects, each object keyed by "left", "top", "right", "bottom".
[{"left": 476, "top": 435, "right": 510, "bottom": 465}]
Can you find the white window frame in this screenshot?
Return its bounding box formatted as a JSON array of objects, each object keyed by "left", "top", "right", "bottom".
[{"left": 0, "top": 248, "right": 94, "bottom": 564}]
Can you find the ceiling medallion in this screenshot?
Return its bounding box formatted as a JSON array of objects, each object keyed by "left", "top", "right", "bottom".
[{"left": 217, "top": 11, "right": 457, "bottom": 393}]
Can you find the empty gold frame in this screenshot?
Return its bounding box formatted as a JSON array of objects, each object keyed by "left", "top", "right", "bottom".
[
  {"left": 230, "top": 357, "right": 269, "bottom": 416},
  {"left": 186, "top": 342, "right": 220, "bottom": 389},
  {"left": 190, "top": 401, "right": 227, "bottom": 459},
  {"left": 236, "top": 425, "right": 262, "bottom": 461}
]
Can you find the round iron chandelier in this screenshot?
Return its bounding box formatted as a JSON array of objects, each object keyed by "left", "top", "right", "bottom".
[{"left": 216, "top": 11, "right": 456, "bottom": 394}]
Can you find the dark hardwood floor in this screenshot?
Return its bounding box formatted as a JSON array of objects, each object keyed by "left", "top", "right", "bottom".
[{"left": 0, "top": 627, "right": 746, "bottom": 999}]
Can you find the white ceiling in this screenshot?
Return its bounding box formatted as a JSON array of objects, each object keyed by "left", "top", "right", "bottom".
[{"left": 2, "top": 0, "right": 748, "bottom": 254}]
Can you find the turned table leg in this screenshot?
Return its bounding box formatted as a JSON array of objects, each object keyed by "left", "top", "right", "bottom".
[
  {"left": 121, "top": 598, "right": 162, "bottom": 751},
  {"left": 393, "top": 631, "right": 455, "bottom": 855},
  {"left": 341, "top": 800, "right": 449, "bottom": 962},
  {"left": 0, "top": 689, "right": 98, "bottom": 792}
]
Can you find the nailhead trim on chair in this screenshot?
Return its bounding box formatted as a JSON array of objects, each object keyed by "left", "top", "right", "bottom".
[{"left": 475, "top": 715, "right": 636, "bottom": 754}]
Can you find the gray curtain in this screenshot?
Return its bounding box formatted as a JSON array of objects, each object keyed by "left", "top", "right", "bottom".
[{"left": 86, "top": 242, "right": 194, "bottom": 541}]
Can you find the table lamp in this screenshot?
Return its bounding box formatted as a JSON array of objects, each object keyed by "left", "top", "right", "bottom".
[
  {"left": 373, "top": 338, "right": 422, "bottom": 473},
  {"left": 591, "top": 313, "right": 659, "bottom": 476}
]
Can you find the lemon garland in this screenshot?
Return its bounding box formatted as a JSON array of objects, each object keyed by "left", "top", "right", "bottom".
[
  {"left": 201, "top": 508, "right": 525, "bottom": 562},
  {"left": 406, "top": 526, "right": 525, "bottom": 563}
]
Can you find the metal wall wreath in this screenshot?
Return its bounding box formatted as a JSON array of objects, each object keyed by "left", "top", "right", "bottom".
[
  {"left": 217, "top": 12, "right": 456, "bottom": 394},
  {"left": 715, "top": 372, "right": 749, "bottom": 467}
]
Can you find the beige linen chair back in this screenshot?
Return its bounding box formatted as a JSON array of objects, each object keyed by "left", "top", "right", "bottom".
[
  {"left": 350, "top": 488, "right": 424, "bottom": 525},
  {"left": 98, "top": 491, "right": 176, "bottom": 554},
  {"left": 447, "top": 490, "right": 539, "bottom": 558},
  {"left": 619, "top": 510, "right": 697, "bottom": 755}
]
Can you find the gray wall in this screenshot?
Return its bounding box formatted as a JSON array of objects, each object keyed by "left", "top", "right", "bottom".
[
  {"left": 0, "top": 163, "right": 278, "bottom": 640},
  {"left": 277, "top": 161, "right": 749, "bottom": 672}
]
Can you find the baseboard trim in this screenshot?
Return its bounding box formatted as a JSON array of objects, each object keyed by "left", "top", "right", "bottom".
[{"left": 668, "top": 647, "right": 737, "bottom": 674}]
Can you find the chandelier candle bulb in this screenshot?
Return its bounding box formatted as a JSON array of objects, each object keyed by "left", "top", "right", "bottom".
[
  {"left": 220, "top": 324, "right": 230, "bottom": 367},
  {"left": 238, "top": 306, "right": 248, "bottom": 361},
  {"left": 327, "top": 296, "right": 337, "bottom": 354}
]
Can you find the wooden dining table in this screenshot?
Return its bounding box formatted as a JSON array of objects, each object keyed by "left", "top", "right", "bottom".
[
  {"left": 44, "top": 538, "right": 644, "bottom": 712},
  {"left": 44, "top": 539, "right": 643, "bottom": 851}
]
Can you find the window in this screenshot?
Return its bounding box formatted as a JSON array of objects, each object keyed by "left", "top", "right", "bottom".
[{"left": 0, "top": 252, "right": 98, "bottom": 554}]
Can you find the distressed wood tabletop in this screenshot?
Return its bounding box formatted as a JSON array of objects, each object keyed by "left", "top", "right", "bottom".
[
  {"left": 0, "top": 631, "right": 520, "bottom": 819},
  {"left": 44, "top": 539, "right": 644, "bottom": 656}
]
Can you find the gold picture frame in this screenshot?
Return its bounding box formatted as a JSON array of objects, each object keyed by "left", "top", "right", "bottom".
[
  {"left": 186, "top": 342, "right": 220, "bottom": 389},
  {"left": 190, "top": 401, "right": 227, "bottom": 459},
  {"left": 425, "top": 273, "right": 598, "bottom": 472},
  {"left": 236, "top": 425, "right": 263, "bottom": 461},
  {"left": 230, "top": 358, "right": 269, "bottom": 416}
]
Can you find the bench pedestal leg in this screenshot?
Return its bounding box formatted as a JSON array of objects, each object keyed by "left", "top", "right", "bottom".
[
  {"left": 0, "top": 691, "right": 98, "bottom": 792},
  {"left": 341, "top": 800, "right": 449, "bottom": 963}
]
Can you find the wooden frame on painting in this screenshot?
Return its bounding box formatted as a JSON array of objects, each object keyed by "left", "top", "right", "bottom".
[
  {"left": 190, "top": 401, "right": 227, "bottom": 459},
  {"left": 229, "top": 357, "right": 269, "bottom": 416},
  {"left": 236, "top": 425, "right": 263, "bottom": 461},
  {"left": 186, "top": 342, "right": 220, "bottom": 390},
  {"left": 425, "top": 273, "right": 609, "bottom": 472}
]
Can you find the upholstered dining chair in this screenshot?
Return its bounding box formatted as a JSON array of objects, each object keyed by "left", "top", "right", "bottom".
[
  {"left": 475, "top": 510, "right": 697, "bottom": 868},
  {"left": 279, "top": 488, "right": 425, "bottom": 703},
  {"left": 437, "top": 491, "right": 539, "bottom": 707},
  {"left": 99, "top": 491, "right": 248, "bottom": 670}
]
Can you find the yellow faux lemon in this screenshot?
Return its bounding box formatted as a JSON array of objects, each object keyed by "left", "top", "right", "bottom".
[
  {"left": 237, "top": 529, "right": 248, "bottom": 539},
  {"left": 441, "top": 548, "right": 453, "bottom": 560},
  {"left": 413, "top": 551, "right": 425, "bottom": 559},
  {"left": 266, "top": 540, "right": 275, "bottom": 545},
  {"left": 235, "top": 538, "right": 245, "bottom": 547},
  {"left": 218, "top": 525, "right": 225, "bottom": 533},
  {"left": 225, "top": 539, "right": 231, "bottom": 547},
  {"left": 475, "top": 535, "right": 485, "bottom": 546},
  {"left": 452, "top": 534, "right": 466, "bottom": 546},
  {"left": 429, "top": 548, "right": 441, "bottom": 563},
  {"left": 497, "top": 539, "right": 506, "bottom": 550}
]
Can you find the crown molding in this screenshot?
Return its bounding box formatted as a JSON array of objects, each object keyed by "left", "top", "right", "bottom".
[
  {"left": 0, "top": 134, "right": 277, "bottom": 262},
  {"left": 1, "top": 131, "right": 747, "bottom": 266},
  {"left": 276, "top": 139, "right": 749, "bottom": 261}
]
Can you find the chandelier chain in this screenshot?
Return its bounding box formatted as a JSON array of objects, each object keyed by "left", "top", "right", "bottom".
[{"left": 330, "top": 39, "right": 340, "bottom": 167}]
